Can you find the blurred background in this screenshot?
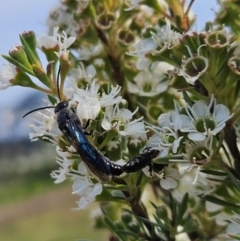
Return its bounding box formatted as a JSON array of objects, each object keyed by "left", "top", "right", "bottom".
[{"left": 0, "top": 0, "right": 218, "bottom": 240}]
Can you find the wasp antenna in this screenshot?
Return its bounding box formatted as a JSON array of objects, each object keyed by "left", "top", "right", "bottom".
[
  {"left": 57, "top": 65, "right": 61, "bottom": 101},
  {"left": 23, "top": 106, "right": 55, "bottom": 118}
]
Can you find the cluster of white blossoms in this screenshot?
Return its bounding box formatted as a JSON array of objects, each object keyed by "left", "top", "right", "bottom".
[
  {"left": 28, "top": 78, "right": 149, "bottom": 209},
  {"left": 146, "top": 96, "right": 233, "bottom": 186}
]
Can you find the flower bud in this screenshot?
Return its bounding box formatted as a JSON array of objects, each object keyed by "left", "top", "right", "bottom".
[
  {"left": 22, "top": 30, "right": 37, "bottom": 51},
  {"left": 21, "top": 30, "right": 41, "bottom": 65},
  {"left": 9, "top": 45, "right": 32, "bottom": 70}
]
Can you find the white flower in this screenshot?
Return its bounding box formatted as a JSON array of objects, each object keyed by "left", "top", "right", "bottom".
[
  {"left": 73, "top": 80, "right": 122, "bottom": 121},
  {"left": 178, "top": 138, "right": 213, "bottom": 184},
  {"left": 136, "top": 58, "right": 151, "bottom": 70},
  {"left": 219, "top": 212, "right": 240, "bottom": 240},
  {"left": 101, "top": 104, "right": 147, "bottom": 140},
  {"left": 151, "top": 19, "right": 181, "bottom": 54},
  {"left": 128, "top": 38, "right": 157, "bottom": 58},
  {"left": 119, "top": 119, "right": 147, "bottom": 140},
  {"left": 180, "top": 96, "right": 233, "bottom": 141},
  {"left": 147, "top": 102, "right": 183, "bottom": 156},
  {"left": 38, "top": 26, "right": 76, "bottom": 59},
  {"left": 69, "top": 63, "right": 96, "bottom": 84},
  {"left": 160, "top": 167, "right": 181, "bottom": 190},
  {"left": 28, "top": 101, "right": 60, "bottom": 143},
  {"left": 74, "top": 81, "right": 101, "bottom": 120},
  {"left": 142, "top": 165, "right": 181, "bottom": 189},
  {"left": 72, "top": 178, "right": 103, "bottom": 210},
  {"left": 78, "top": 42, "right": 103, "bottom": 60},
  {"left": 51, "top": 147, "right": 74, "bottom": 183},
  {"left": 47, "top": 7, "right": 73, "bottom": 33},
  {"left": 99, "top": 85, "right": 122, "bottom": 107},
  {"left": 0, "top": 64, "right": 17, "bottom": 89},
  {"left": 127, "top": 62, "right": 173, "bottom": 96}
]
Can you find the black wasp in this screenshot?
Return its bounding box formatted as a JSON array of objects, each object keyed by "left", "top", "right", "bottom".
[
  {"left": 54, "top": 100, "right": 159, "bottom": 180},
  {"left": 24, "top": 69, "right": 160, "bottom": 181}
]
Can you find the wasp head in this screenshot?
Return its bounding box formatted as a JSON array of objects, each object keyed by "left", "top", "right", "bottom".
[{"left": 54, "top": 101, "right": 69, "bottom": 114}]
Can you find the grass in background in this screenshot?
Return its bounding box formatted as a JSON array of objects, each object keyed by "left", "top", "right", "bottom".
[{"left": 0, "top": 166, "right": 109, "bottom": 241}]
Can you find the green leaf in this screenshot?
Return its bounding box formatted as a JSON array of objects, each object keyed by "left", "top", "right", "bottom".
[
  {"left": 114, "top": 230, "right": 139, "bottom": 237},
  {"left": 183, "top": 91, "right": 194, "bottom": 106},
  {"left": 198, "top": 194, "right": 240, "bottom": 209},
  {"left": 2, "top": 55, "right": 34, "bottom": 75},
  {"left": 19, "top": 34, "right": 41, "bottom": 66},
  {"left": 105, "top": 184, "right": 129, "bottom": 191},
  {"left": 136, "top": 171, "right": 144, "bottom": 187},
  {"left": 48, "top": 95, "right": 57, "bottom": 105},
  {"left": 104, "top": 216, "right": 116, "bottom": 230},
  {"left": 226, "top": 169, "right": 240, "bottom": 192},
  {"left": 104, "top": 217, "right": 128, "bottom": 241},
  {"left": 175, "top": 192, "right": 188, "bottom": 227},
  {"left": 150, "top": 201, "right": 158, "bottom": 209},
  {"left": 200, "top": 169, "right": 227, "bottom": 176},
  {"left": 228, "top": 233, "right": 240, "bottom": 240},
  {"left": 155, "top": 154, "right": 184, "bottom": 162}
]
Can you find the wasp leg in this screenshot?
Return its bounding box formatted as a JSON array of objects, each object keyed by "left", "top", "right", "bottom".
[{"left": 83, "top": 129, "right": 94, "bottom": 136}]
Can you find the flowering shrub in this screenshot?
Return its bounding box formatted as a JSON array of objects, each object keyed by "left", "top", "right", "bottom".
[{"left": 1, "top": 0, "right": 240, "bottom": 240}]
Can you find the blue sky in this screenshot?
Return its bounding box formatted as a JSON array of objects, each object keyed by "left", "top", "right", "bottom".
[
  {"left": 0, "top": 0, "right": 218, "bottom": 141},
  {"left": 0, "top": 0, "right": 59, "bottom": 107}
]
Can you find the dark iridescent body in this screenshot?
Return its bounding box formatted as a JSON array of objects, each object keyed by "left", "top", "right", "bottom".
[{"left": 55, "top": 101, "right": 159, "bottom": 181}]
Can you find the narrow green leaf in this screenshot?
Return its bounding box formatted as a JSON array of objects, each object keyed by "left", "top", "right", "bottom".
[
  {"left": 104, "top": 217, "right": 128, "bottom": 241},
  {"left": 206, "top": 177, "right": 230, "bottom": 183},
  {"left": 2, "top": 55, "right": 34, "bottom": 75},
  {"left": 114, "top": 230, "right": 139, "bottom": 236},
  {"left": 48, "top": 95, "right": 57, "bottom": 105},
  {"left": 153, "top": 155, "right": 184, "bottom": 164},
  {"left": 175, "top": 192, "right": 188, "bottom": 227},
  {"left": 19, "top": 34, "right": 41, "bottom": 66},
  {"left": 130, "top": 215, "right": 163, "bottom": 228},
  {"left": 150, "top": 201, "right": 158, "bottom": 209},
  {"left": 228, "top": 233, "right": 240, "bottom": 240},
  {"left": 104, "top": 216, "right": 116, "bottom": 230},
  {"left": 105, "top": 184, "right": 129, "bottom": 191},
  {"left": 198, "top": 194, "right": 240, "bottom": 209},
  {"left": 183, "top": 91, "right": 194, "bottom": 106},
  {"left": 136, "top": 171, "right": 144, "bottom": 187},
  {"left": 200, "top": 169, "right": 227, "bottom": 176},
  {"left": 226, "top": 169, "right": 240, "bottom": 192}
]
